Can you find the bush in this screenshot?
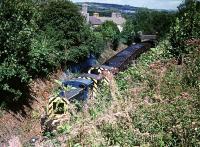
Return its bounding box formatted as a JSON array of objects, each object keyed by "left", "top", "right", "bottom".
[
  {"left": 95, "top": 21, "right": 120, "bottom": 50},
  {"left": 122, "top": 9, "right": 174, "bottom": 45},
  {"left": 169, "top": 0, "right": 200, "bottom": 61},
  {"left": 0, "top": 0, "right": 38, "bottom": 100},
  {"left": 0, "top": 0, "right": 105, "bottom": 104},
  {"left": 28, "top": 28, "right": 62, "bottom": 75}
]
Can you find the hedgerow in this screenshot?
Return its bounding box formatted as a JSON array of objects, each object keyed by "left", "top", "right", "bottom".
[{"left": 95, "top": 21, "right": 120, "bottom": 50}]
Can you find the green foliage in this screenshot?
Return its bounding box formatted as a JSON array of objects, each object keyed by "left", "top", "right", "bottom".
[
  {"left": 101, "top": 124, "right": 139, "bottom": 146},
  {"left": 29, "top": 28, "right": 62, "bottom": 75},
  {"left": 115, "top": 41, "right": 200, "bottom": 146},
  {"left": 95, "top": 21, "right": 120, "bottom": 50},
  {"left": 65, "top": 26, "right": 105, "bottom": 62},
  {"left": 39, "top": 0, "right": 84, "bottom": 50},
  {"left": 57, "top": 123, "right": 71, "bottom": 134},
  {"left": 169, "top": 0, "right": 200, "bottom": 59},
  {"left": 0, "top": 0, "right": 106, "bottom": 103},
  {"left": 39, "top": 0, "right": 105, "bottom": 63},
  {"left": 131, "top": 98, "right": 200, "bottom": 146},
  {"left": 0, "top": 0, "right": 38, "bottom": 99},
  {"left": 183, "top": 47, "right": 200, "bottom": 89},
  {"left": 133, "top": 9, "right": 174, "bottom": 36},
  {"left": 122, "top": 9, "right": 174, "bottom": 45},
  {"left": 121, "top": 19, "right": 135, "bottom": 45}
]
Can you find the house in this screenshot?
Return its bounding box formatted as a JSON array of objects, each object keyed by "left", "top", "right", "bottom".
[{"left": 81, "top": 3, "right": 126, "bottom": 32}]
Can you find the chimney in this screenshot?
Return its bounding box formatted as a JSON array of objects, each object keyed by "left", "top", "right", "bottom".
[
  {"left": 116, "top": 13, "right": 122, "bottom": 18},
  {"left": 82, "top": 3, "right": 88, "bottom": 15},
  {"left": 81, "top": 3, "right": 89, "bottom": 23}
]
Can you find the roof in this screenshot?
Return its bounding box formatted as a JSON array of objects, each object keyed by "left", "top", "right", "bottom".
[
  {"left": 61, "top": 88, "right": 84, "bottom": 100},
  {"left": 104, "top": 44, "right": 145, "bottom": 68},
  {"left": 116, "top": 50, "right": 132, "bottom": 58},
  {"left": 89, "top": 16, "right": 102, "bottom": 25},
  {"left": 78, "top": 74, "right": 103, "bottom": 80},
  {"left": 64, "top": 78, "right": 93, "bottom": 86},
  {"left": 98, "top": 17, "right": 126, "bottom": 25},
  {"left": 89, "top": 16, "right": 126, "bottom": 26},
  {"left": 106, "top": 56, "right": 126, "bottom": 68}
]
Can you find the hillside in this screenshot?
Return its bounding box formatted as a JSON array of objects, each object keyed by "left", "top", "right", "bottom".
[
  {"left": 28, "top": 40, "right": 200, "bottom": 146},
  {"left": 76, "top": 2, "right": 173, "bottom": 15},
  {"left": 77, "top": 2, "right": 139, "bottom": 14}
]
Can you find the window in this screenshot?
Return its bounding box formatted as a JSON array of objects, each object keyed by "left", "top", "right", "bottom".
[{"left": 53, "top": 102, "right": 65, "bottom": 114}]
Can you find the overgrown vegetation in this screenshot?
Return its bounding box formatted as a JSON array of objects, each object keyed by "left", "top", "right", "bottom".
[
  {"left": 1, "top": 0, "right": 200, "bottom": 146},
  {"left": 95, "top": 21, "right": 120, "bottom": 50},
  {"left": 0, "top": 0, "right": 105, "bottom": 105},
  {"left": 169, "top": 0, "right": 200, "bottom": 62},
  {"left": 0, "top": 0, "right": 39, "bottom": 103},
  {"left": 40, "top": 1, "right": 200, "bottom": 146},
  {"left": 122, "top": 9, "right": 175, "bottom": 45}
]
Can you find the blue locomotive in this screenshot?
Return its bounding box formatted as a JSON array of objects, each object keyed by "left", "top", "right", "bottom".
[{"left": 47, "top": 36, "right": 156, "bottom": 119}]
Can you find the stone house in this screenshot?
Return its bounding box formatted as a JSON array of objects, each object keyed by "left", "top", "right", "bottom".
[{"left": 81, "top": 3, "right": 126, "bottom": 32}]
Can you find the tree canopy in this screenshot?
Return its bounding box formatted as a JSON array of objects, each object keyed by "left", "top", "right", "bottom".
[
  {"left": 169, "top": 0, "right": 200, "bottom": 61},
  {"left": 122, "top": 9, "right": 175, "bottom": 45},
  {"left": 0, "top": 0, "right": 105, "bottom": 103},
  {"left": 95, "top": 21, "right": 120, "bottom": 50}
]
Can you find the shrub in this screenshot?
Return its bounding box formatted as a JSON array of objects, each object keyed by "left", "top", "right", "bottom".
[
  {"left": 0, "top": 0, "right": 38, "bottom": 100},
  {"left": 121, "top": 19, "right": 135, "bottom": 45},
  {"left": 95, "top": 21, "right": 120, "bottom": 50},
  {"left": 169, "top": 0, "right": 200, "bottom": 61},
  {"left": 122, "top": 9, "right": 174, "bottom": 45},
  {"left": 28, "top": 28, "right": 63, "bottom": 76}
]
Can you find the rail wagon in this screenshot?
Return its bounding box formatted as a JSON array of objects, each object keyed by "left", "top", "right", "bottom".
[
  {"left": 88, "top": 65, "right": 119, "bottom": 75},
  {"left": 62, "top": 78, "right": 93, "bottom": 100},
  {"left": 77, "top": 74, "right": 104, "bottom": 98},
  {"left": 103, "top": 43, "right": 147, "bottom": 71}
]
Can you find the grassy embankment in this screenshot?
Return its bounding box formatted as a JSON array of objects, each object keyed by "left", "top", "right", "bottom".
[{"left": 40, "top": 40, "right": 200, "bottom": 146}]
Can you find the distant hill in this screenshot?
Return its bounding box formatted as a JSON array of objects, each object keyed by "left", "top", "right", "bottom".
[
  {"left": 76, "top": 2, "right": 140, "bottom": 15},
  {"left": 76, "top": 2, "right": 172, "bottom": 16}
]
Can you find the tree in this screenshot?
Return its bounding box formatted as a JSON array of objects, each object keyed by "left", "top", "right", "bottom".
[
  {"left": 122, "top": 9, "right": 174, "bottom": 45},
  {"left": 95, "top": 21, "right": 120, "bottom": 50},
  {"left": 121, "top": 19, "right": 135, "bottom": 45},
  {"left": 0, "top": 0, "right": 38, "bottom": 101},
  {"left": 39, "top": 0, "right": 104, "bottom": 62},
  {"left": 169, "top": 0, "right": 200, "bottom": 62}
]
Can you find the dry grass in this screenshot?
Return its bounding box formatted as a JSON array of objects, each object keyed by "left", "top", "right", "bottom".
[{"left": 0, "top": 69, "right": 75, "bottom": 145}]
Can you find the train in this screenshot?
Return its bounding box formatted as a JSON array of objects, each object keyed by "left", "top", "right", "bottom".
[{"left": 46, "top": 35, "right": 157, "bottom": 121}]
